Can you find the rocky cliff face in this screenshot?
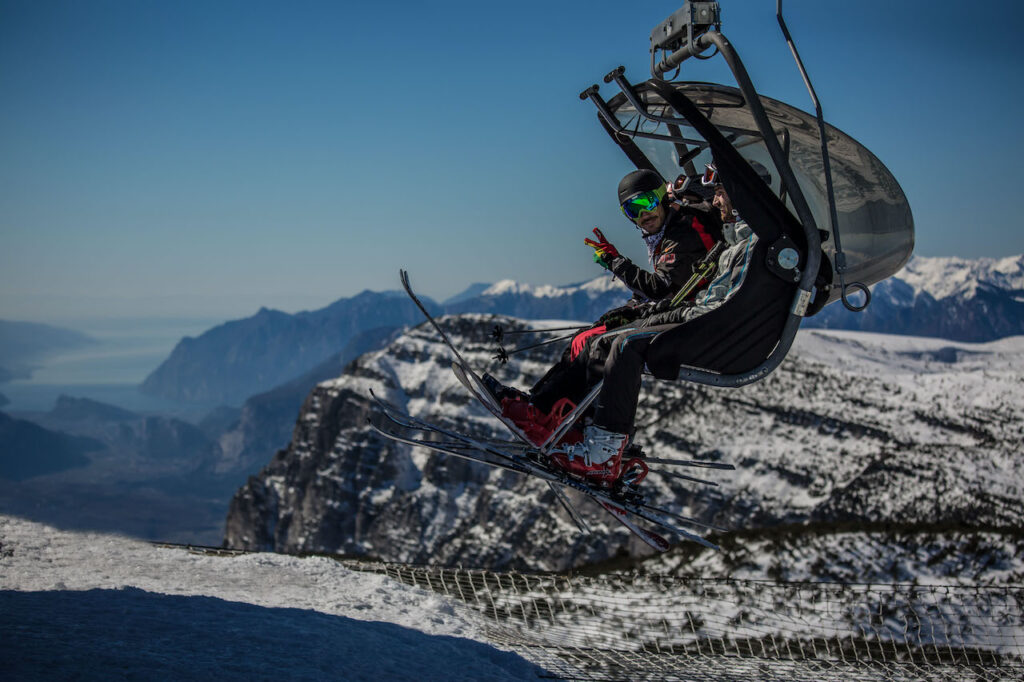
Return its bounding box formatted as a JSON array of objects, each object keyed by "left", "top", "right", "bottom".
[
  {"left": 224, "top": 316, "right": 1024, "bottom": 572},
  {"left": 209, "top": 326, "right": 402, "bottom": 477},
  {"left": 224, "top": 317, "right": 625, "bottom": 569}
]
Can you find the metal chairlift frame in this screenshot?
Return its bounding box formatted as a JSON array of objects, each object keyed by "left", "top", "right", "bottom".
[{"left": 578, "top": 2, "right": 823, "bottom": 390}]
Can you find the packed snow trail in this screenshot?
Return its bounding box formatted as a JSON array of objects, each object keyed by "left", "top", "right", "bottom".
[{"left": 0, "top": 515, "right": 546, "bottom": 681}]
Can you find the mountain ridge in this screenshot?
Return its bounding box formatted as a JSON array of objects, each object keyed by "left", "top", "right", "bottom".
[{"left": 140, "top": 291, "right": 441, "bottom": 405}]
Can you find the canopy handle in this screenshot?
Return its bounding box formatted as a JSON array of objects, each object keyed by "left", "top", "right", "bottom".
[
  {"left": 841, "top": 281, "right": 871, "bottom": 312},
  {"left": 777, "top": 0, "right": 869, "bottom": 313}
]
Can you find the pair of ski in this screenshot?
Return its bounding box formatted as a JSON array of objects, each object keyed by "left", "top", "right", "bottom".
[{"left": 368, "top": 270, "right": 725, "bottom": 552}]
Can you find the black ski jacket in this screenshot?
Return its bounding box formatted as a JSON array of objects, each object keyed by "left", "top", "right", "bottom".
[{"left": 609, "top": 205, "right": 723, "bottom": 304}]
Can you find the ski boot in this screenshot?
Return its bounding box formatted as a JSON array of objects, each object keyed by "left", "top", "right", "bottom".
[{"left": 502, "top": 396, "right": 584, "bottom": 447}]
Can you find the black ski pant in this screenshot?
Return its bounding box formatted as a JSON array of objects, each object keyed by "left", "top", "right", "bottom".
[{"left": 529, "top": 324, "right": 675, "bottom": 435}]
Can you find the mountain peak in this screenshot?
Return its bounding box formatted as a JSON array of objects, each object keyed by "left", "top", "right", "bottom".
[
  {"left": 442, "top": 282, "right": 493, "bottom": 306},
  {"left": 899, "top": 254, "right": 1024, "bottom": 301},
  {"left": 482, "top": 276, "right": 628, "bottom": 299}
]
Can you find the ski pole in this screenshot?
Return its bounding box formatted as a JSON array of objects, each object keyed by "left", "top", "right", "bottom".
[
  {"left": 491, "top": 324, "right": 588, "bottom": 344},
  {"left": 493, "top": 331, "right": 581, "bottom": 364}
]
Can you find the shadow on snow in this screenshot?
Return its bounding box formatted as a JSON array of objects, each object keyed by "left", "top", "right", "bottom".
[{"left": 0, "top": 587, "right": 547, "bottom": 681}]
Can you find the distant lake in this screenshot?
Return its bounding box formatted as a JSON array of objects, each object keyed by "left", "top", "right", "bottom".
[{"left": 1, "top": 317, "right": 223, "bottom": 416}]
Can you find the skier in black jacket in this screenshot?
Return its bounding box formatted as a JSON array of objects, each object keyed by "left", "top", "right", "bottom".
[{"left": 484, "top": 169, "right": 723, "bottom": 485}]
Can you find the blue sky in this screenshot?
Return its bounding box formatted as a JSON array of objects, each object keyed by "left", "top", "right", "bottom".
[{"left": 2, "top": 0, "right": 1023, "bottom": 322}]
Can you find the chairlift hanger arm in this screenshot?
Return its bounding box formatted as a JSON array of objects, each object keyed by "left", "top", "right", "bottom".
[
  {"left": 605, "top": 66, "right": 692, "bottom": 128},
  {"left": 776, "top": 0, "right": 867, "bottom": 311},
  {"left": 607, "top": 67, "right": 771, "bottom": 141}
]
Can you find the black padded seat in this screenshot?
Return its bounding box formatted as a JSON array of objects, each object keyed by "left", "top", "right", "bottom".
[{"left": 645, "top": 239, "right": 797, "bottom": 378}]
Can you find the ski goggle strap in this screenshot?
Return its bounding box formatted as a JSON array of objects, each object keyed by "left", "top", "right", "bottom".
[
  {"left": 701, "top": 163, "right": 719, "bottom": 186},
  {"left": 620, "top": 188, "right": 665, "bottom": 220}
]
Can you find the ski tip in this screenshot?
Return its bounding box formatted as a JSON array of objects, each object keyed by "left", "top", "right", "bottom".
[
  {"left": 647, "top": 532, "right": 671, "bottom": 548},
  {"left": 693, "top": 535, "right": 720, "bottom": 551}
]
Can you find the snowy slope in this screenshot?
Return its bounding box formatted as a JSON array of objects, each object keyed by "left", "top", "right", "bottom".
[{"left": 0, "top": 515, "right": 544, "bottom": 681}]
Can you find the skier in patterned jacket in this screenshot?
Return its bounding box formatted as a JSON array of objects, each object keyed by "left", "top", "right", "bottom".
[{"left": 483, "top": 168, "right": 724, "bottom": 484}]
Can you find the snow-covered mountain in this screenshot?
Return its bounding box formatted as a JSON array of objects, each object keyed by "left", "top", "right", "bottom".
[
  {"left": 224, "top": 316, "right": 1024, "bottom": 573},
  {"left": 444, "top": 276, "right": 630, "bottom": 321},
  {"left": 451, "top": 254, "right": 1024, "bottom": 342},
  {"left": 805, "top": 254, "right": 1024, "bottom": 341},
  {"left": 444, "top": 254, "right": 1024, "bottom": 342},
  {"left": 898, "top": 254, "right": 1024, "bottom": 300}
]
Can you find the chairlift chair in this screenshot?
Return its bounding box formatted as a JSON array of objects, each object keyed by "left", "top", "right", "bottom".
[{"left": 578, "top": 1, "right": 914, "bottom": 389}]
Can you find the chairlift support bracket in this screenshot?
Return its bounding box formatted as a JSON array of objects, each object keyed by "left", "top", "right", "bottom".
[{"left": 650, "top": 2, "right": 722, "bottom": 77}]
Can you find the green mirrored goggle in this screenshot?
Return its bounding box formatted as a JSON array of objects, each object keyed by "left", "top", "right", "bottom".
[{"left": 620, "top": 190, "right": 663, "bottom": 219}]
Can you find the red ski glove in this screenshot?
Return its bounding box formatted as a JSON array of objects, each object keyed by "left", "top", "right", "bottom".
[
  {"left": 584, "top": 228, "right": 621, "bottom": 270},
  {"left": 570, "top": 325, "right": 607, "bottom": 361}
]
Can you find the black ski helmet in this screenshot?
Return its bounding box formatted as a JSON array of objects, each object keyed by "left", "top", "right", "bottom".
[{"left": 617, "top": 169, "right": 664, "bottom": 204}]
